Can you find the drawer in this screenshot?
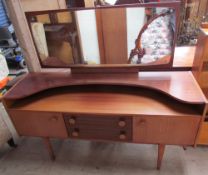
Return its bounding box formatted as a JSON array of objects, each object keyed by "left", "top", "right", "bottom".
[
  {"left": 202, "top": 61, "right": 208, "bottom": 71},
  {"left": 9, "top": 110, "right": 68, "bottom": 138},
  {"left": 64, "top": 114, "right": 132, "bottom": 141},
  {"left": 197, "top": 121, "right": 208, "bottom": 145},
  {"left": 133, "top": 116, "right": 201, "bottom": 145},
  {"left": 199, "top": 72, "right": 208, "bottom": 87}
]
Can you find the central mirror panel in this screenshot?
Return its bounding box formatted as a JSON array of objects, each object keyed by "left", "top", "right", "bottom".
[{"left": 26, "top": 4, "right": 177, "bottom": 68}]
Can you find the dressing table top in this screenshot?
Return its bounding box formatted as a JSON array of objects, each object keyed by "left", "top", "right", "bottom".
[{"left": 4, "top": 71, "right": 207, "bottom": 105}]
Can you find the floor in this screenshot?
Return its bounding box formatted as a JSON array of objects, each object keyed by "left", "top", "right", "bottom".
[{"left": 0, "top": 137, "right": 208, "bottom": 175}]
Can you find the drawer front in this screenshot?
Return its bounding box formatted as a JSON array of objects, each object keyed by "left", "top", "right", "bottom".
[
  {"left": 9, "top": 110, "right": 68, "bottom": 138},
  {"left": 199, "top": 72, "right": 208, "bottom": 87},
  {"left": 64, "top": 114, "right": 132, "bottom": 142},
  {"left": 133, "top": 116, "right": 201, "bottom": 145},
  {"left": 197, "top": 121, "right": 208, "bottom": 145}
]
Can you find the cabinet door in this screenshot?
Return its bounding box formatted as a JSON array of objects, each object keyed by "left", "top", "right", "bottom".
[
  {"left": 9, "top": 110, "right": 68, "bottom": 138},
  {"left": 133, "top": 116, "right": 201, "bottom": 145}
]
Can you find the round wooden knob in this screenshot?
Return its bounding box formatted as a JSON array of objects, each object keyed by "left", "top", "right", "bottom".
[
  {"left": 50, "top": 116, "right": 58, "bottom": 122},
  {"left": 119, "top": 133, "right": 126, "bottom": 140},
  {"left": 119, "top": 130, "right": 127, "bottom": 140},
  {"left": 69, "top": 118, "right": 76, "bottom": 125},
  {"left": 72, "top": 131, "right": 79, "bottom": 137},
  {"left": 118, "top": 120, "right": 126, "bottom": 127},
  {"left": 139, "top": 119, "right": 146, "bottom": 125}
]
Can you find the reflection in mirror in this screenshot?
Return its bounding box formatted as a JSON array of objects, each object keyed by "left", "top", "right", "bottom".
[
  {"left": 30, "top": 11, "right": 83, "bottom": 67},
  {"left": 94, "top": 0, "right": 153, "bottom": 6},
  {"left": 94, "top": 0, "right": 119, "bottom": 6},
  {"left": 27, "top": 6, "right": 176, "bottom": 67},
  {"left": 128, "top": 8, "right": 175, "bottom": 64}
]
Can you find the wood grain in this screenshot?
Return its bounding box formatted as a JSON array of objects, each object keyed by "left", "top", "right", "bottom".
[
  {"left": 43, "top": 137, "right": 55, "bottom": 161},
  {"left": 8, "top": 110, "right": 68, "bottom": 138},
  {"left": 173, "top": 46, "right": 195, "bottom": 68},
  {"left": 64, "top": 115, "right": 132, "bottom": 141},
  {"left": 3, "top": 72, "right": 207, "bottom": 105},
  {"left": 197, "top": 121, "right": 208, "bottom": 145},
  {"left": 96, "top": 8, "right": 127, "bottom": 64},
  {"left": 191, "top": 26, "right": 208, "bottom": 145},
  {"left": 8, "top": 85, "right": 202, "bottom": 116},
  {"left": 133, "top": 115, "right": 201, "bottom": 145},
  {"left": 157, "top": 144, "right": 165, "bottom": 170},
  {"left": 192, "top": 28, "right": 208, "bottom": 80},
  {"left": 21, "top": 0, "right": 67, "bottom": 12},
  {"left": 23, "top": 1, "right": 180, "bottom": 71}
]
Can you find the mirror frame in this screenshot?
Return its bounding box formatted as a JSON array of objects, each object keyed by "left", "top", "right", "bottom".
[{"left": 25, "top": 1, "right": 181, "bottom": 73}]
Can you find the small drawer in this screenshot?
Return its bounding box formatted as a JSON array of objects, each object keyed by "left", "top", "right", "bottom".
[
  {"left": 64, "top": 114, "right": 132, "bottom": 141},
  {"left": 64, "top": 114, "right": 132, "bottom": 130},
  {"left": 67, "top": 127, "right": 131, "bottom": 141}
]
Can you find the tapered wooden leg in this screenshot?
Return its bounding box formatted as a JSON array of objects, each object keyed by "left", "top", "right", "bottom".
[
  {"left": 7, "top": 138, "right": 17, "bottom": 148},
  {"left": 157, "top": 144, "right": 165, "bottom": 170},
  {"left": 183, "top": 146, "right": 187, "bottom": 150},
  {"left": 43, "top": 137, "right": 55, "bottom": 161}
]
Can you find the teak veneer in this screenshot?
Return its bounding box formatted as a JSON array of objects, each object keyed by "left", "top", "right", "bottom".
[
  {"left": 3, "top": 71, "right": 208, "bottom": 170},
  {"left": 192, "top": 25, "right": 208, "bottom": 145}
]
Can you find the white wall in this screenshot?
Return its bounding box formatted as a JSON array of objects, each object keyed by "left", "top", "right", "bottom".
[
  {"left": 126, "top": 8, "right": 145, "bottom": 57},
  {"left": 105, "top": 0, "right": 117, "bottom": 4},
  {"left": 76, "top": 10, "right": 100, "bottom": 64}
]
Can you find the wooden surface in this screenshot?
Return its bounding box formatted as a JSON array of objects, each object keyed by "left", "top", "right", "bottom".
[
  {"left": 40, "top": 46, "right": 197, "bottom": 72},
  {"left": 95, "top": 10, "right": 106, "bottom": 64},
  {"left": 173, "top": 46, "right": 195, "bottom": 68},
  {"left": 43, "top": 138, "right": 55, "bottom": 161},
  {"left": 133, "top": 115, "right": 200, "bottom": 145},
  {"left": 6, "top": 0, "right": 191, "bottom": 72},
  {"left": 21, "top": 0, "right": 67, "bottom": 12},
  {"left": 8, "top": 86, "right": 202, "bottom": 116},
  {"left": 3, "top": 72, "right": 207, "bottom": 104},
  {"left": 192, "top": 28, "right": 208, "bottom": 80},
  {"left": 98, "top": 8, "right": 128, "bottom": 64},
  {"left": 3, "top": 69, "right": 206, "bottom": 169},
  {"left": 199, "top": 72, "right": 208, "bottom": 87},
  {"left": 84, "top": 0, "right": 94, "bottom": 7},
  {"left": 203, "top": 88, "right": 208, "bottom": 99},
  {"left": 192, "top": 26, "right": 208, "bottom": 145},
  {"left": 157, "top": 144, "right": 165, "bottom": 170},
  {"left": 8, "top": 110, "right": 68, "bottom": 138},
  {"left": 198, "top": 121, "right": 208, "bottom": 145},
  {"left": 64, "top": 115, "right": 132, "bottom": 141}
]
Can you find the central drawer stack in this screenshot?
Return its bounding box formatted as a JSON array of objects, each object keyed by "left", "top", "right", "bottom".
[{"left": 64, "top": 114, "right": 132, "bottom": 142}]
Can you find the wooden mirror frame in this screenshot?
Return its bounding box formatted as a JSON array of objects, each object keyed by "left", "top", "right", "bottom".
[{"left": 25, "top": 1, "right": 180, "bottom": 73}]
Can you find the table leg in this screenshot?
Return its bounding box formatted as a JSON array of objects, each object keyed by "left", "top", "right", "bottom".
[
  {"left": 43, "top": 137, "right": 55, "bottom": 161},
  {"left": 7, "top": 138, "right": 17, "bottom": 148},
  {"left": 157, "top": 144, "right": 165, "bottom": 170},
  {"left": 183, "top": 146, "right": 187, "bottom": 150}
]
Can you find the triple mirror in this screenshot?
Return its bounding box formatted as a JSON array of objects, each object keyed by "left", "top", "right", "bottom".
[{"left": 26, "top": 1, "right": 179, "bottom": 70}]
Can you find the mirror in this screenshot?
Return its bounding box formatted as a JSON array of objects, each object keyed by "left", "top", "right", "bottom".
[
  {"left": 94, "top": 0, "right": 159, "bottom": 6},
  {"left": 26, "top": 2, "right": 178, "bottom": 69}
]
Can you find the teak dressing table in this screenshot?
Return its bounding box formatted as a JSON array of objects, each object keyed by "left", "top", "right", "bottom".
[
  {"left": 2, "top": 71, "right": 207, "bottom": 169},
  {"left": 2, "top": 1, "right": 208, "bottom": 170}
]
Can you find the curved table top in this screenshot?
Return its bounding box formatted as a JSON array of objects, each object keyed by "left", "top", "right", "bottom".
[
  {"left": 3, "top": 71, "right": 207, "bottom": 105},
  {"left": 10, "top": 86, "right": 201, "bottom": 116}
]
